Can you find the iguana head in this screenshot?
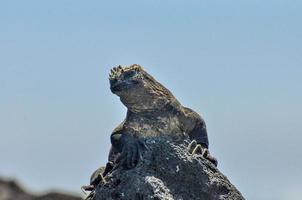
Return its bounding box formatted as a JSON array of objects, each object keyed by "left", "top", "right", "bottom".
[
  {"left": 109, "top": 64, "right": 177, "bottom": 113},
  {"left": 109, "top": 64, "right": 143, "bottom": 94}
]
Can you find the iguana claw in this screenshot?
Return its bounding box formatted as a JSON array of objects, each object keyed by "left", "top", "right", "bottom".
[
  {"left": 188, "top": 140, "right": 218, "bottom": 167},
  {"left": 81, "top": 161, "right": 114, "bottom": 200}
]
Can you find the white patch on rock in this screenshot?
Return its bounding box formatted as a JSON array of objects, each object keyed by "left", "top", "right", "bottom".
[
  {"left": 176, "top": 165, "right": 180, "bottom": 172},
  {"left": 145, "top": 176, "right": 174, "bottom": 200}
]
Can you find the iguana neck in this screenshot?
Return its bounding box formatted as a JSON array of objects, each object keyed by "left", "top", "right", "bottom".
[{"left": 125, "top": 99, "right": 182, "bottom": 117}]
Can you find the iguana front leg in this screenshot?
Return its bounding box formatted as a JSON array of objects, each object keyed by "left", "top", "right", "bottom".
[{"left": 112, "top": 133, "right": 147, "bottom": 169}]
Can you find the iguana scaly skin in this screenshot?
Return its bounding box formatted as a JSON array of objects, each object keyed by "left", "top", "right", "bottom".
[{"left": 83, "top": 64, "right": 217, "bottom": 193}]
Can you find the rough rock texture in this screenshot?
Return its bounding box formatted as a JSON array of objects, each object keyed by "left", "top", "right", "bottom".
[
  {"left": 0, "top": 178, "right": 82, "bottom": 200},
  {"left": 91, "top": 137, "right": 244, "bottom": 200}
]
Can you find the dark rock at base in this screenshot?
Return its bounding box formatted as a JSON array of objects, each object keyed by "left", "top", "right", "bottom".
[
  {"left": 91, "top": 137, "right": 245, "bottom": 200},
  {"left": 0, "top": 178, "right": 82, "bottom": 200}
]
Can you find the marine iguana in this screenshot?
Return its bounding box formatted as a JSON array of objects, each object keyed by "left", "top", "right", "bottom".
[{"left": 83, "top": 64, "right": 217, "bottom": 193}]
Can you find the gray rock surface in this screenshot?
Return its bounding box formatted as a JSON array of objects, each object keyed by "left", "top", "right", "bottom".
[{"left": 91, "top": 137, "right": 244, "bottom": 200}]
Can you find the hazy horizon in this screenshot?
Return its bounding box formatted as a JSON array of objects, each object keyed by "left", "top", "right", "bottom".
[{"left": 1, "top": 1, "right": 301, "bottom": 199}]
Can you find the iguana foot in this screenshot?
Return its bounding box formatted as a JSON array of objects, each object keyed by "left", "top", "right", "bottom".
[
  {"left": 114, "top": 136, "right": 147, "bottom": 169},
  {"left": 188, "top": 140, "right": 218, "bottom": 167},
  {"left": 81, "top": 173, "right": 104, "bottom": 194},
  {"left": 82, "top": 161, "right": 114, "bottom": 194},
  {"left": 188, "top": 140, "right": 206, "bottom": 156}
]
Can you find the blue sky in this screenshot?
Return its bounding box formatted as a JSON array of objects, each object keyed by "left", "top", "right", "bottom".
[{"left": 0, "top": 0, "right": 301, "bottom": 199}]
